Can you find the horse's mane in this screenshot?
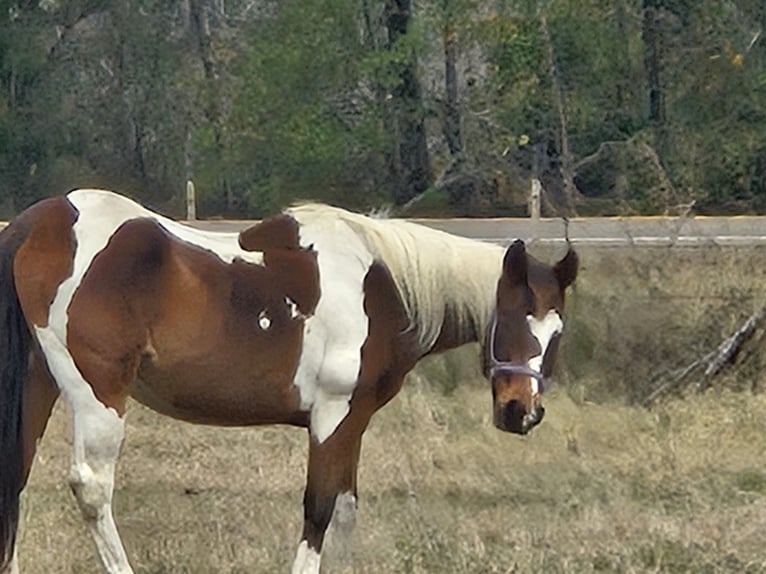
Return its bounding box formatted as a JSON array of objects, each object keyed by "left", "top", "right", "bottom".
[{"left": 289, "top": 203, "right": 503, "bottom": 353}]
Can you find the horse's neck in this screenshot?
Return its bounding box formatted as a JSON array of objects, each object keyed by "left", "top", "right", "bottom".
[
  {"left": 307, "top": 208, "right": 504, "bottom": 359},
  {"left": 422, "top": 243, "right": 503, "bottom": 357}
]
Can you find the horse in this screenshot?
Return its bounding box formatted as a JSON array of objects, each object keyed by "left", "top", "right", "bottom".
[{"left": 0, "top": 189, "right": 577, "bottom": 574}]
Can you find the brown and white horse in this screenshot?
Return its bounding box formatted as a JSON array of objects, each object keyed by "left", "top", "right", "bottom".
[{"left": 0, "top": 189, "right": 577, "bottom": 574}]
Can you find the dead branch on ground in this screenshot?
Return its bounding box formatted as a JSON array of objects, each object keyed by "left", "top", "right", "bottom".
[{"left": 643, "top": 305, "right": 766, "bottom": 406}]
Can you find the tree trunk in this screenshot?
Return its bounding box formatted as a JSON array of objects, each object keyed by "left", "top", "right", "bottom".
[
  {"left": 8, "top": 64, "right": 15, "bottom": 110},
  {"left": 189, "top": 0, "right": 231, "bottom": 212},
  {"left": 540, "top": 11, "right": 577, "bottom": 214},
  {"left": 442, "top": 5, "right": 463, "bottom": 158},
  {"left": 642, "top": 0, "right": 668, "bottom": 170},
  {"left": 642, "top": 0, "right": 664, "bottom": 125},
  {"left": 111, "top": 3, "right": 144, "bottom": 183},
  {"left": 385, "top": 0, "right": 431, "bottom": 204},
  {"left": 614, "top": 0, "right": 630, "bottom": 112},
  {"left": 190, "top": 0, "right": 217, "bottom": 81}
]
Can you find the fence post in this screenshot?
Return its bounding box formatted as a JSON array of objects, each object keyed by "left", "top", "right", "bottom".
[
  {"left": 528, "top": 178, "right": 541, "bottom": 220},
  {"left": 186, "top": 180, "right": 196, "bottom": 221}
]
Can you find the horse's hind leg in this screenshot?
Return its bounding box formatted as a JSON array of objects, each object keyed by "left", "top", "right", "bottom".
[
  {"left": 34, "top": 327, "right": 133, "bottom": 574},
  {"left": 21, "top": 354, "right": 60, "bottom": 485},
  {"left": 68, "top": 403, "right": 130, "bottom": 574},
  {"left": 5, "top": 545, "right": 18, "bottom": 574}
]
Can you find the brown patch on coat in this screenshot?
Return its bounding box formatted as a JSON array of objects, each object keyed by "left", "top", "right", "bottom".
[
  {"left": 13, "top": 197, "right": 78, "bottom": 328},
  {"left": 239, "top": 213, "right": 300, "bottom": 251},
  {"left": 240, "top": 214, "right": 320, "bottom": 316},
  {"left": 357, "top": 260, "right": 418, "bottom": 406},
  {"left": 429, "top": 302, "right": 483, "bottom": 355},
  {"left": 66, "top": 217, "right": 319, "bottom": 423}
]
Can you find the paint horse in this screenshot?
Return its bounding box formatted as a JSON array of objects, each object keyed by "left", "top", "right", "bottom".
[{"left": 0, "top": 189, "right": 577, "bottom": 574}]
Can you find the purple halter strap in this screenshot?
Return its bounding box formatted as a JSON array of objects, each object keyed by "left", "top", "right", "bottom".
[{"left": 488, "top": 314, "right": 546, "bottom": 388}]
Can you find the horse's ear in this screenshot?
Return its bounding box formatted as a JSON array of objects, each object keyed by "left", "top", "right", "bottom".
[
  {"left": 503, "top": 239, "right": 528, "bottom": 286},
  {"left": 554, "top": 247, "right": 578, "bottom": 290}
]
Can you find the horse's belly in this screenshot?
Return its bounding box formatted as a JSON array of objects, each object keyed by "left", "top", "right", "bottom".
[{"left": 131, "top": 362, "right": 308, "bottom": 427}]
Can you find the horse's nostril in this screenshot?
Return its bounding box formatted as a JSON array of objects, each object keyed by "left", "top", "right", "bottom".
[{"left": 503, "top": 400, "right": 526, "bottom": 432}]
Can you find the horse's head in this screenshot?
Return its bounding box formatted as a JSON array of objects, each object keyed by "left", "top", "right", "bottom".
[{"left": 486, "top": 239, "right": 578, "bottom": 434}]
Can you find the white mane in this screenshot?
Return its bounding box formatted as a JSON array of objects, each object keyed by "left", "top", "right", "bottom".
[{"left": 289, "top": 204, "right": 504, "bottom": 353}]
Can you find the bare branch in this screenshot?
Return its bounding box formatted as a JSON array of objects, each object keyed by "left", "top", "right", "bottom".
[{"left": 644, "top": 305, "right": 766, "bottom": 406}]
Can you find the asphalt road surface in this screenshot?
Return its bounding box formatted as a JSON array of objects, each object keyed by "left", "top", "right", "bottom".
[{"left": 188, "top": 215, "right": 766, "bottom": 247}]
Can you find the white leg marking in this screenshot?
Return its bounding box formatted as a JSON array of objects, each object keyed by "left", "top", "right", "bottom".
[
  {"left": 326, "top": 491, "right": 358, "bottom": 563},
  {"left": 69, "top": 451, "right": 132, "bottom": 574},
  {"left": 8, "top": 543, "right": 19, "bottom": 574},
  {"left": 291, "top": 540, "right": 321, "bottom": 574},
  {"left": 527, "top": 310, "right": 563, "bottom": 394},
  {"left": 331, "top": 491, "right": 357, "bottom": 531},
  {"left": 34, "top": 326, "right": 133, "bottom": 574}
]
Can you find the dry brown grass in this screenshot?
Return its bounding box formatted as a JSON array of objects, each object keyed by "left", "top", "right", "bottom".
[{"left": 15, "top": 245, "right": 766, "bottom": 573}]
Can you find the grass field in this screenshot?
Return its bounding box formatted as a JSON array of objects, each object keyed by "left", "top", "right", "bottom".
[{"left": 15, "top": 246, "right": 766, "bottom": 573}]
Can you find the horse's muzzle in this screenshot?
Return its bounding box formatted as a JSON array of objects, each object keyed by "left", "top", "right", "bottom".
[{"left": 494, "top": 400, "right": 545, "bottom": 434}]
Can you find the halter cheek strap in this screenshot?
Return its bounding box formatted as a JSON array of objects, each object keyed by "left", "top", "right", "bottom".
[{"left": 488, "top": 315, "right": 546, "bottom": 391}]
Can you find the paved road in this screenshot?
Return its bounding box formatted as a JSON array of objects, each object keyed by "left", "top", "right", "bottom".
[
  {"left": 2, "top": 213, "right": 760, "bottom": 247},
  {"left": 188, "top": 215, "right": 766, "bottom": 247}
]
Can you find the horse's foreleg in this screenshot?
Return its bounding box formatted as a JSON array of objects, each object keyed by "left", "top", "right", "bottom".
[{"left": 291, "top": 420, "right": 364, "bottom": 574}]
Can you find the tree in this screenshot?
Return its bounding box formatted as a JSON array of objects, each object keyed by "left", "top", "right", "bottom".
[{"left": 198, "top": 0, "right": 394, "bottom": 216}]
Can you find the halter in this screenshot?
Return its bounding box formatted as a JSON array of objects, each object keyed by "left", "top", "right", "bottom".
[{"left": 488, "top": 314, "right": 546, "bottom": 390}]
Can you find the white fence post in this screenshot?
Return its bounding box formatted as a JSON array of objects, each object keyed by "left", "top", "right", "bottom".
[
  {"left": 186, "top": 180, "right": 196, "bottom": 221},
  {"left": 528, "top": 178, "right": 541, "bottom": 220}
]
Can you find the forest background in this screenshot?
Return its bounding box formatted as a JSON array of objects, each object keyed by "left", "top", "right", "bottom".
[{"left": 1, "top": 0, "right": 765, "bottom": 219}]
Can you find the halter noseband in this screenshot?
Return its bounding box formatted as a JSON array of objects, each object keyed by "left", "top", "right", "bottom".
[{"left": 488, "top": 315, "right": 546, "bottom": 389}]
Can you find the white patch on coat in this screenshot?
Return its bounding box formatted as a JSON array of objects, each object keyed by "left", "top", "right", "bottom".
[
  {"left": 258, "top": 310, "right": 271, "bottom": 330},
  {"left": 527, "top": 310, "right": 563, "bottom": 394},
  {"left": 286, "top": 210, "right": 373, "bottom": 444},
  {"left": 66, "top": 189, "right": 264, "bottom": 266},
  {"left": 291, "top": 540, "right": 321, "bottom": 574},
  {"left": 285, "top": 297, "right": 301, "bottom": 319}
]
